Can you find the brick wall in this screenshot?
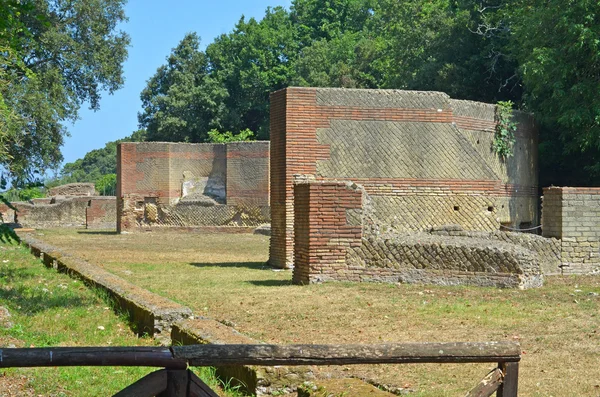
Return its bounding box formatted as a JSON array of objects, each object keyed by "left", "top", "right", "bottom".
[
  {"left": 293, "top": 181, "right": 363, "bottom": 284},
  {"left": 542, "top": 187, "right": 600, "bottom": 274},
  {"left": 293, "top": 180, "right": 546, "bottom": 288},
  {"left": 226, "top": 141, "right": 270, "bottom": 206},
  {"left": 270, "top": 87, "right": 539, "bottom": 268},
  {"left": 86, "top": 197, "right": 117, "bottom": 230},
  {"left": 117, "top": 141, "right": 270, "bottom": 232}
]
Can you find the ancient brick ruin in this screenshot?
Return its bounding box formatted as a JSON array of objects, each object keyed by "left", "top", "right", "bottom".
[
  {"left": 3, "top": 87, "right": 600, "bottom": 288},
  {"left": 542, "top": 187, "right": 600, "bottom": 274},
  {"left": 269, "top": 87, "right": 538, "bottom": 263},
  {"left": 0, "top": 183, "right": 116, "bottom": 229},
  {"left": 116, "top": 141, "right": 270, "bottom": 232}
]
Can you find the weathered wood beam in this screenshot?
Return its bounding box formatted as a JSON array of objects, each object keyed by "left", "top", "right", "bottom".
[
  {"left": 159, "top": 370, "right": 188, "bottom": 397},
  {"left": 173, "top": 342, "right": 521, "bottom": 366},
  {"left": 0, "top": 347, "right": 186, "bottom": 369},
  {"left": 0, "top": 342, "right": 520, "bottom": 369},
  {"left": 496, "top": 362, "right": 519, "bottom": 397},
  {"left": 465, "top": 368, "right": 503, "bottom": 397}
]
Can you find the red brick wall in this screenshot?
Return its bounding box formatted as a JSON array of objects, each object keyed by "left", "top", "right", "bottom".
[
  {"left": 226, "top": 142, "right": 270, "bottom": 206},
  {"left": 117, "top": 141, "right": 270, "bottom": 233},
  {"left": 293, "top": 181, "right": 363, "bottom": 284},
  {"left": 269, "top": 87, "right": 539, "bottom": 268},
  {"left": 86, "top": 197, "right": 116, "bottom": 230},
  {"left": 269, "top": 89, "right": 288, "bottom": 268}
]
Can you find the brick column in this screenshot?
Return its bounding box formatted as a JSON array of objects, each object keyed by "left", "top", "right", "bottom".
[{"left": 293, "top": 181, "right": 363, "bottom": 284}]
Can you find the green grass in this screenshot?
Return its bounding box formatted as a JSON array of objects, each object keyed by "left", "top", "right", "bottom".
[
  {"left": 29, "top": 229, "right": 600, "bottom": 396},
  {"left": 0, "top": 238, "right": 252, "bottom": 397},
  {"left": 0, "top": 242, "right": 161, "bottom": 396}
]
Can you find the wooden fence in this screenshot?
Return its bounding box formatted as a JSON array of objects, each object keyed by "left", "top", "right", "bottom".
[{"left": 0, "top": 342, "right": 520, "bottom": 396}]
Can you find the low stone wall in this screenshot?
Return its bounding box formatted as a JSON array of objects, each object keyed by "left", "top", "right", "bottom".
[
  {"left": 293, "top": 180, "right": 545, "bottom": 288},
  {"left": 429, "top": 226, "right": 561, "bottom": 275},
  {"left": 542, "top": 187, "right": 600, "bottom": 274},
  {"left": 49, "top": 183, "right": 98, "bottom": 197},
  {"left": 86, "top": 197, "right": 117, "bottom": 230},
  {"left": 346, "top": 234, "right": 542, "bottom": 289},
  {"left": 119, "top": 193, "right": 270, "bottom": 231},
  {"left": 0, "top": 203, "right": 15, "bottom": 223},
  {"left": 22, "top": 235, "right": 192, "bottom": 338},
  {"left": 14, "top": 197, "right": 91, "bottom": 228}
]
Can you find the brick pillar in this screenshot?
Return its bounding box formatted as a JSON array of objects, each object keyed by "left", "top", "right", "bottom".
[
  {"left": 269, "top": 89, "right": 289, "bottom": 268},
  {"left": 293, "top": 181, "right": 363, "bottom": 284}
]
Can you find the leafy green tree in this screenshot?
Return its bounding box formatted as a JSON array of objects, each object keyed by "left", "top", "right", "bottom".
[
  {"left": 139, "top": 33, "right": 228, "bottom": 143},
  {"left": 293, "top": 32, "right": 382, "bottom": 88},
  {"left": 207, "top": 129, "right": 254, "bottom": 143},
  {"left": 95, "top": 174, "right": 116, "bottom": 196},
  {"left": 0, "top": 0, "right": 130, "bottom": 184},
  {"left": 291, "top": 0, "right": 376, "bottom": 43},
  {"left": 510, "top": 0, "right": 600, "bottom": 183},
  {"left": 206, "top": 7, "right": 298, "bottom": 139}
]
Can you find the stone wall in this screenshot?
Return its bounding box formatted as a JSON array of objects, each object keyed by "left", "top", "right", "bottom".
[
  {"left": 117, "top": 141, "right": 270, "bottom": 232},
  {"left": 293, "top": 180, "right": 547, "bottom": 289},
  {"left": 542, "top": 187, "right": 600, "bottom": 274},
  {"left": 13, "top": 197, "right": 92, "bottom": 228},
  {"left": 271, "top": 87, "right": 539, "bottom": 268},
  {"left": 0, "top": 203, "right": 15, "bottom": 224},
  {"left": 86, "top": 197, "right": 117, "bottom": 230},
  {"left": 1, "top": 182, "right": 116, "bottom": 229},
  {"left": 48, "top": 183, "right": 98, "bottom": 197}
]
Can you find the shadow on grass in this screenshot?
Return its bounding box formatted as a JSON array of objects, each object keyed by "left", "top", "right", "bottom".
[
  {"left": 0, "top": 286, "right": 91, "bottom": 315},
  {"left": 0, "top": 266, "right": 36, "bottom": 283},
  {"left": 245, "top": 279, "right": 293, "bottom": 287},
  {"left": 77, "top": 230, "right": 118, "bottom": 235},
  {"left": 189, "top": 261, "right": 269, "bottom": 270}
]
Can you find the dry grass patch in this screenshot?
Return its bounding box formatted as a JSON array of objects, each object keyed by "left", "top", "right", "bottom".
[{"left": 33, "top": 229, "right": 600, "bottom": 396}]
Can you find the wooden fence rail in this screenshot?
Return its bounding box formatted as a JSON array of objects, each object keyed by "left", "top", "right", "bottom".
[{"left": 0, "top": 342, "right": 521, "bottom": 397}]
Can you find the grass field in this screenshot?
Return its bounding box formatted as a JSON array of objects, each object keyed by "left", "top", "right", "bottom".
[
  {"left": 24, "top": 229, "right": 600, "bottom": 396},
  {"left": 0, "top": 240, "right": 244, "bottom": 397}
]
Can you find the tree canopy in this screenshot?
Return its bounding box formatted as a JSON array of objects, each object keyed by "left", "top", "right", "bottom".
[
  {"left": 46, "top": 0, "right": 600, "bottom": 188},
  {"left": 0, "top": 0, "right": 130, "bottom": 185}
]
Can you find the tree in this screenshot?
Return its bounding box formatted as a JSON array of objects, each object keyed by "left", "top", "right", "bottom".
[
  {"left": 0, "top": 0, "right": 130, "bottom": 185},
  {"left": 510, "top": 0, "right": 600, "bottom": 184},
  {"left": 139, "top": 33, "right": 228, "bottom": 143},
  {"left": 291, "top": 0, "right": 376, "bottom": 44},
  {"left": 206, "top": 6, "right": 298, "bottom": 139}
]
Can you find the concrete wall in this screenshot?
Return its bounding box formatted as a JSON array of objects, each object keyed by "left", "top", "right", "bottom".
[
  {"left": 293, "top": 180, "right": 548, "bottom": 289},
  {"left": 542, "top": 187, "right": 600, "bottom": 274},
  {"left": 270, "top": 87, "right": 539, "bottom": 268},
  {"left": 117, "top": 141, "right": 270, "bottom": 232}
]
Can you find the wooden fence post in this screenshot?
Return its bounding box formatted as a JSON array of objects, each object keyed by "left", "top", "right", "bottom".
[{"left": 497, "top": 362, "right": 519, "bottom": 397}]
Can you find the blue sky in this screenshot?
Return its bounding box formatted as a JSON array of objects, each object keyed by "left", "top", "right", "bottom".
[{"left": 60, "top": 0, "right": 291, "bottom": 167}]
